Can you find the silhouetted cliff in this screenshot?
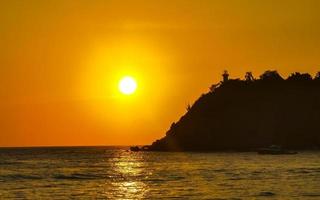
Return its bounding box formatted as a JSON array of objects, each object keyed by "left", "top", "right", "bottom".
[{"left": 149, "top": 71, "right": 320, "bottom": 151}]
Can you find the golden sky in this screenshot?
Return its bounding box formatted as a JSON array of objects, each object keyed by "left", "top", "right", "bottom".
[{"left": 1, "top": 0, "right": 320, "bottom": 146}]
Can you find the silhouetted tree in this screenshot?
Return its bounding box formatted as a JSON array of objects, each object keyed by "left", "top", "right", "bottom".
[
  {"left": 287, "top": 72, "right": 312, "bottom": 81},
  {"left": 260, "top": 70, "right": 283, "bottom": 81},
  {"left": 186, "top": 104, "right": 191, "bottom": 112},
  {"left": 315, "top": 72, "right": 320, "bottom": 80},
  {"left": 170, "top": 122, "right": 176, "bottom": 129},
  {"left": 245, "top": 72, "right": 254, "bottom": 82},
  {"left": 209, "top": 83, "right": 220, "bottom": 92}
]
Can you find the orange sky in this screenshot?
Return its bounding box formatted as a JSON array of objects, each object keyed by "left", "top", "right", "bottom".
[{"left": 1, "top": 0, "right": 320, "bottom": 146}]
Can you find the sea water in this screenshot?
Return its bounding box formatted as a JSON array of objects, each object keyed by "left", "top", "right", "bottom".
[{"left": 0, "top": 147, "right": 319, "bottom": 199}]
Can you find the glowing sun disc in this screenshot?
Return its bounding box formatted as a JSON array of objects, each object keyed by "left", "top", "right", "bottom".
[{"left": 119, "top": 76, "right": 137, "bottom": 95}]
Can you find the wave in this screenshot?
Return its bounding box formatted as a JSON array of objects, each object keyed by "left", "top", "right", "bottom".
[
  {"left": 301, "top": 193, "right": 320, "bottom": 197},
  {"left": 1, "top": 173, "right": 105, "bottom": 181},
  {"left": 257, "top": 191, "right": 276, "bottom": 197},
  {"left": 0, "top": 174, "right": 43, "bottom": 180},
  {"left": 287, "top": 167, "right": 320, "bottom": 174},
  {"left": 53, "top": 173, "right": 104, "bottom": 180},
  {"left": 0, "top": 161, "right": 23, "bottom": 165}
]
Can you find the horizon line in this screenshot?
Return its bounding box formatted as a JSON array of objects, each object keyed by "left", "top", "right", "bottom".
[{"left": 0, "top": 145, "right": 147, "bottom": 148}]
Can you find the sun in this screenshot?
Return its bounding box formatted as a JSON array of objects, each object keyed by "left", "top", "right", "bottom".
[{"left": 118, "top": 76, "right": 137, "bottom": 95}]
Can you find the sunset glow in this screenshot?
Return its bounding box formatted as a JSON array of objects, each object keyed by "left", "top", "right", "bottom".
[{"left": 1, "top": 0, "right": 320, "bottom": 147}]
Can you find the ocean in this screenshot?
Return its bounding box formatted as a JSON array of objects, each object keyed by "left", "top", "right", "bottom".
[{"left": 0, "top": 147, "right": 319, "bottom": 199}]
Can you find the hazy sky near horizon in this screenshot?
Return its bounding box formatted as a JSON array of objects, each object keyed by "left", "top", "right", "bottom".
[{"left": 1, "top": 0, "right": 320, "bottom": 146}]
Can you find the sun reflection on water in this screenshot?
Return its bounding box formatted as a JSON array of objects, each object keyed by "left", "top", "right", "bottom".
[{"left": 108, "top": 151, "right": 148, "bottom": 199}]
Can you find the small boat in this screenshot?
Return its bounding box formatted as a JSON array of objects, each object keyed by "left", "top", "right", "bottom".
[
  {"left": 130, "top": 146, "right": 140, "bottom": 152},
  {"left": 257, "top": 145, "right": 297, "bottom": 155},
  {"left": 141, "top": 145, "right": 150, "bottom": 151}
]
